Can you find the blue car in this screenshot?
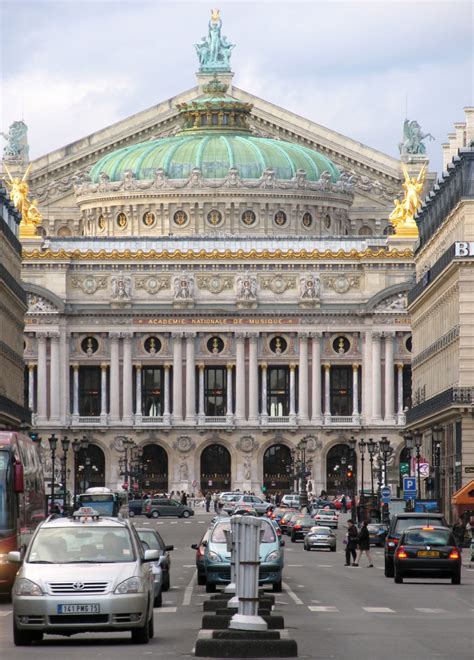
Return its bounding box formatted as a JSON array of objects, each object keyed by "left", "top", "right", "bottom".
[
  {"left": 203, "top": 516, "right": 284, "bottom": 593},
  {"left": 368, "top": 523, "right": 388, "bottom": 546}
]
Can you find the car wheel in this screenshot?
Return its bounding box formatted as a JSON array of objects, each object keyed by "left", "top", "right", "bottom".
[
  {"left": 394, "top": 569, "right": 403, "bottom": 584},
  {"left": 291, "top": 534, "right": 296, "bottom": 543},
  {"left": 304, "top": 544, "right": 309, "bottom": 551},
  {"left": 13, "top": 621, "right": 42, "bottom": 646},
  {"left": 131, "top": 613, "right": 151, "bottom": 644},
  {"left": 331, "top": 547, "right": 336, "bottom": 552},
  {"left": 206, "top": 582, "right": 216, "bottom": 593},
  {"left": 451, "top": 570, "right": 461, "bottom": 585},
  {"left": 272, "top": 580, "right": 282, "bottom": 593},
  {"left": 197, "top": 573, "right": 206, "bottom": 586},
  {"left": 182, "top": 510, "right": 191, "bottom": 518},
  {"left": 154, "top": 587, "right": 162, "bottom": 607},
  {"left": 128, "top": 510, "right": 135, "bottom": 518},
  {"left": 151, "top": 510, "right": 160, "bottom": 519},
  {"left": 162, "top": 572, "right": 170, "bottom": 592},
  {"left": 384, "top": 558, "right": 394, "bottom": 578}
]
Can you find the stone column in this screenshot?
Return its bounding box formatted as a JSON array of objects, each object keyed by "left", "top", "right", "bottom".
[
  {"left": 323, "top": 363, "right": 331, "bottom": 423},
  {"left": 198, "top": 363, "right": 205, "bottom": 423},
  {"left": 226, "top": 362, "right": 234, "bottom": 421},
  {"left": 260, "top": 363, "right": 268, "bottom": 424},
  {"left": 185, "top": 333, "right": 196, "bottom": 422},
  {"left": 27, "top": 364, "right": 35, "bottom": 412},
  {"left": 100, "top": 363, "right": 108, "bottom": 420},
  {"left": 72, "top": 363, "right": 80, "bottom": 418},
  {"left": 134, "top": 364, "right": 142, "bottom": 420},
  {"left": 172, "top": 334, "right": 183, "bottom": 422},
  {"left": 122, "top": 334, "right": 133, "bottom": 424},
  {"left": 361, "top": 329, "right": 372, "bottom": 423},
  {"left": 311, "top": 333, "right": 322, "bottom": 424},
  {"left": 49, "top": 333, "right": 60, "bottom": 422},
  {"left": 289, "top": 363, "right": 297, "bottom": 423},
  {"left": 384, "top": 332, "right": 396, "bottom": 423},
  {"left": 235, "top": 333, "right": 246, "bottom": 422},
  {"left": 298, "top": 334, "right": 309, "bottom": 423},
  {"left": 36, "top": 333, "right": 47, "bottom": 421},
  {"left": 163, "top": 363, "right": 171, "bottom": 424},
  {"left": 371, "top": 332, "right": 382, "bottom": 422},
  {"left": 109, "top": 333, "right": 120, "bottom": 421},
  {"left": 60, "top": 329, "right": 70, "bottom": 424},
  {"left": 396, "top": 363, "right": 405, "bottom": 424},
  {"left": 248, "top": 334, "right": 259, "bottom": 423},
  {"left": 352, "top": 364, "right": 360, "bottom": 422}
]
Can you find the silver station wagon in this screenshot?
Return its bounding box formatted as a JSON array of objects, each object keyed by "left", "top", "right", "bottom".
[{"left": 9, "top": 507, "right": 158, "bottom": 646}]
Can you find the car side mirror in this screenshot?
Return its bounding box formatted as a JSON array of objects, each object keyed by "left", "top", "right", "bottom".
[
  {"left": 165, "top": 545, "right": 174, "bottom": 552},
  {"left": 191, "top": 544, "right": 198, "bottom": 550},
  {"left": 143, "top": 549, "right": 160, "bottom": 562},
  {"left": 280, "top": 539, "right": 285, "bottom": 547},
  {"left": 202, "top": 540, "right": 208, "bottom": 547},
  {"left": 7, "top": 551, "right": 22, "bottom": 563}
]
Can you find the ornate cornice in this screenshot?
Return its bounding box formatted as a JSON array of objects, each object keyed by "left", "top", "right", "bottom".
[{"left": 22, "top": 247, "right": 413, "bottom": 262}]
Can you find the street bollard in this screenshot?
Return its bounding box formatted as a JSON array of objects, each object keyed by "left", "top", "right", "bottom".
[
  {"left": 229, "top": 515, "right": 267, "bottom": 631},
  {"left": 225, "top": 515, "right": 241, "bottom": 605}
]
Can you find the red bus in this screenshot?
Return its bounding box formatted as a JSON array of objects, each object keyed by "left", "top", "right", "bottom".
[{"left": 0, "top": 432, "right": 45, "bottom": 595}]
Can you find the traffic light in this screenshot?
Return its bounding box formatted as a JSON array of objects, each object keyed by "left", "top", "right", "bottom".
[
  {"left": 262, "top": 485, "right": 267, "bottom": 493},
  {"left": 346, "top": 469, "right": 353, "bottom": 479}
]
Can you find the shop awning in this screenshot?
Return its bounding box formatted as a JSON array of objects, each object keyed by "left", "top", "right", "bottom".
[{"left": 451, "top": 480, "right": 474, "bottom": 505}]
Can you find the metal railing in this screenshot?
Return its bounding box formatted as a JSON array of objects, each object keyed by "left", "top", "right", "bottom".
[{"left": 406, "top": 387, "right": 474, "bottom": 424}]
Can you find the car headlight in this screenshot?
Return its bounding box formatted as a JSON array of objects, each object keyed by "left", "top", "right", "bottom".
[
  {"left": 207, "top": 551, "right": 221, "bottom": 562},
  {"left": 14, "top": 578, "right": 43, "bottom": 596},
  {"left": 114, "top": 577, "right": 145, "bottom": 594},
  {"left": 265, "top": 551, "right": 280, "bottom": 562}
]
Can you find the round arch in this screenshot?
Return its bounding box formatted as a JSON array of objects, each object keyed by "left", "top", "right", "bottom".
[
  {"left": 75, "top": 443, "right": 105, "bottom": 491},
  {"left": 263, "top": 444, "right": 292, "bottom": 493},
  {"left": 326, "top": 443, "right": 357, "bottom": 496},
  {"left": 142, "top": 444, "right": 169, "bottom": 494},
  {"left": 200, "top": 444, "right": 231, "bottom": 493}
]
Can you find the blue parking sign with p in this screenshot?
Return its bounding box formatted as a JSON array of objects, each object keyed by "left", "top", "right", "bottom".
[{"left": 403, "top": 477, "right": 416, "bottom": 493}]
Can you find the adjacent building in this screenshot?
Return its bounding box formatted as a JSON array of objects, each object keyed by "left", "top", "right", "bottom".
[{"left": 406, "top": 108, "right": 474, "bottom": 519}]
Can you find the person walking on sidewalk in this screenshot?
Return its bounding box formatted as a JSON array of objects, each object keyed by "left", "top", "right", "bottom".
[
  {"left": 205, "top": 491, "right": 211, "bottom": 512},
  {"left": 353, "top": 520, "right": 374, "bottom": 567},
  {"left": 345, "top": 520, "right": 358, "bottom": 566}
]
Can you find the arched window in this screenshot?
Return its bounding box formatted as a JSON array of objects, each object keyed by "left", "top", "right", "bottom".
[
  {"left": 75, "top": 444, "right": 105, "bottom": 492},
  {"left": 326, "top": 443, "right": 357, "bottom": 496},
  {"left": 200, "top": 445, "right": 231, "bottom": 492},
  {"left": 263, "top": 444, "right": 291, "bottom": 492},
  {"left": 142, "top": 445, "right": 168, "bottom": 494},
  {"left": 358, "top": 225, "right": 373, "bottom": 236}
]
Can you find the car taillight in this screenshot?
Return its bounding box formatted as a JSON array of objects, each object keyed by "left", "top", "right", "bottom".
[
  {"left": 449, "top": 550, "right": 460, "bottom": 559},
  {"left": 396, "top": 547, "right": 407, "bottom": 559},
  {"left": 294, "top": 525, "right": 301, "bottom": 530}
]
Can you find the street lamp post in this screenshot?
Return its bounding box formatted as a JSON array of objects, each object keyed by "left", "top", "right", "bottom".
[
  {"left": 379, "top": 437, "right": 391, "bottom": 523},
  {"left": 297, "top": 438, "right": 311, "bottom": 511},
  {"left": 403, "top": 432, "right": 414, "bottom": 510},
  {"left": 432, "top": 426, "right": 442, "bottom": 507},
  {"left": 367, "top": 439, "right": 376, "bottom": 497},
  {"left": 413, "top": 430, "right": 423, "bottom": 499},
  {"left": 358, "top": 438, "right": 366, "bottom": 522},
  {"left": 48, "top": 434, "right": 58, "bottom": 512},
  {"left": 60, "top": 436, "right": 70, "bottom": 510},
  {"left": 348, "top": 437, "right": 357, "bottom": 522}
]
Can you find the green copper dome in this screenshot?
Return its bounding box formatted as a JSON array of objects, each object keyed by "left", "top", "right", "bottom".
[{"left": 90, "top": 133, "right": 340, "bottom": 183}]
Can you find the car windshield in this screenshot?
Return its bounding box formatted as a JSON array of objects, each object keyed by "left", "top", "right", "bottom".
[
  {"left": 296, "top": 517, "right": 314, "bottom": 525},
  {"left": 310, "top": 527, "right": 331, "bottom": 535},
  {"left": 27, "top": 526, "right": 135, "bottom": 563},
  {"left": 403, "top": 529, "right": 451, "bottom": 546},
  {"left": 211, "top": 521, "right": 276, "bottom": 544},
  {"left": 137, "top": 530, "right": 163, "bottom": 551},
  {"left": 222, "top": 494, "right": 240, "bottom": 502},
  {"left": 316, "top": 509, "right": 334, "bottom": 515},
  {"left": 394, "top": 518, "right": 444, "bottom": 534}
]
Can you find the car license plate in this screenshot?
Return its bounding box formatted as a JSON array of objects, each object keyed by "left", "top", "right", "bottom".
[
  {"left": 57, "top": 604, "right": 100, "bottom": 614},
  {"left": 417, "top": 551, "right": 439, "bottom": 558}
]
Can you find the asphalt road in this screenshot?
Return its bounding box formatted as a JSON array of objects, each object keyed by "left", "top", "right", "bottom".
[{"left": 1, "top": 510, "right": 473, "bottom": 660}]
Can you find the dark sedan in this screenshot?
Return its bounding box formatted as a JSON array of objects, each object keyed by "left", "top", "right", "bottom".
[
  {"left": 278, "top": 509, "right": 298, "bottom": 535},
  {"left": 394, "top": 526, "right": 462, "bottom": 584},
  {"left": 143, "top": 497, "right": 194, "bottom": 519},
  {"left": 128, "top": 499, "right": 146, "bottom": 517},
  {"left": 368, "top": 523, "right": 388, "bottom": 546},
  {"left": 136, "top": 527, "right": 174, "bottom": 591},
  {"left": 291, "top": 515, "right": 316, "bottom": 542}
]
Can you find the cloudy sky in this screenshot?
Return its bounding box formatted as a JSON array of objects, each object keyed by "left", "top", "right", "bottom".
[{"left": 1, "top": 0, "right": 472, "bottom": 175}]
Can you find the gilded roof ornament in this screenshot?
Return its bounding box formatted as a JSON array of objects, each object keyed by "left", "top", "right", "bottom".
[
  {"left": 2, "top": 163, "right": 42, "bottom": 239},
  {"left": 195, "top": 9, "right": 235, "bottom": 73},
  {"left": 389, "top": 163, "right": 426, "bottom": 238}
]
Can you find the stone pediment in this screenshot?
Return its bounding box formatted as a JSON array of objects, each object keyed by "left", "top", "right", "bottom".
[{"left": 28, "top": 84, "right": 402, "bottom": 208}]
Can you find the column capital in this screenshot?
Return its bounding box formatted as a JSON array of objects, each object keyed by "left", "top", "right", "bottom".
[
  {"left": 289, "top": 362, "right": 297, "bottom": 371},
  {"left": 310, "top": 331, "right": 323, "bottom": 339},
  {"left": 226, "top": 362, "right": 235, "bottom": 369},
  {"left": 48, "top": 332, "right": 60, "bottom": 341},
  {"left": 27, "top": 363, "right": 36, "bottom": 371},
  {"left": 352, "top": 363, "right": 360, "bottom": 371},
  {"left": 37, "top": 332, "right": 48, "bottom": 342},
  {"left": 164, "top": 362, "right": 172, "bottom": 370},
  {"left": 109, "top": 332, "right": 121, "bottom": 341},
  {"left": 384, "top": 331, "right": 396, "bottom": 339},
  {"left": 197, "top": 362, "right": 205, "bottom": 370},
  {"left": 298, "top": 332, "right": 310, "bottom": 341},
  {"left": 184, "top": 332, "right": 197, "bottom": 339},
  {"left": 122, "top": 332, "right": 134, "bottom": 342},
  {"left": 323, "top": 362, "right": 331, "bottom": 370},
  {"left": 133, "top": 363, "right": 141, "bottom": 371},
  {"left": 248, "top": 333, "right": 259, "bottom": 344},
  {"left": 372, "top": 331, "right": 382, "bottom": 340},
  {"left": 260, "top": 362, "right": 268, "bottom": 369},
  {"left": 395, "top": 362, "right": 404, "bottom": 369},
  {"left": 71, "top": 362, "right": 80, "bottom": 371},
  {"left": 235, "top": 332, "right": 246, "bottom": 342},
  {"left": 101, "top": 362, "right": 108, "bottom": 371}
]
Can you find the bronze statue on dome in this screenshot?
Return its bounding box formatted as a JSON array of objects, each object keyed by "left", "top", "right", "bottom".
[{"left": 195, "top": 9, "right": 235, "bottom": 72}]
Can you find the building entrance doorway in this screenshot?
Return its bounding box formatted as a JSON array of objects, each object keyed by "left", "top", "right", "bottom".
[
  {"left": 326, "top": 443, "right": 357, "bottom": 496},
  {"left": 263, "top": 444, "right": 291, "bottom": 493},
  {"left": 200, "top": 444, "right": 231, "bottom": 492},
  {"left": 143, "top": 445, "right": 168, "bottom": 494}
]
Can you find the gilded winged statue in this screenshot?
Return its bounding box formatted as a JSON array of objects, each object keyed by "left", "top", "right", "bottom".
[
  {"left": 2, "top": 163, "right": 42, "bottom": 235},
  {"left": 388, "top": 163, "right": 426, "bottom": 237}
]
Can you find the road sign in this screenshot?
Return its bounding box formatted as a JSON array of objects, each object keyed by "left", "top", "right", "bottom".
[
  {"left": 192, "top": 479, "right": 198, "bottom": 488},
  {"left": 381, "top": 486, "right": 391, "bottom": 504},
  {"left": 403, "top": 477, "right": 417, "bottom": 493},
  {"left": 400, "top": 462, "right": 409, "bottom": 475}
]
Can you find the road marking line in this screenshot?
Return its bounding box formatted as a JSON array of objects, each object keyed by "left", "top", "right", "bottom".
[
  {"left": 287, "top": 564, "right": 304, "bottom": 567},
  {"left": 282, "top": 581, "right": 303, "bottom": 606},
  {"left": 275, "top": 600, "right": 288, "bottom": 605},
  {"left": 184, "top": 521, "right": 191, "bottom": 524},
  {"left": 363, "top": 607, "right": 395, "bottom": 613},
  {"left": 198, "top": 521, "right": 206, "bottom": 524},
  {"left": 182, "top": 571, "right": 196, "bottom": 606},
  {"left": 316, "top": 564, "right": 333, "bottom": 568},
  {"left": 156, "top": 607, "right": 177, "bottom": 613},
  {"left": 170, "top": 522, "right": 178, "bottom": 525},
  {"left": 415, "top": 608, "right": 446, "bottom": 614},
  {"left": 142, "top": 522, "right": 150, "bottom": 525},
  {"left": 308, "top": 606, "right": 339, "bottom": 612},
  {"left": 182, "top": 564, "right": 196, "bottom": 568}
]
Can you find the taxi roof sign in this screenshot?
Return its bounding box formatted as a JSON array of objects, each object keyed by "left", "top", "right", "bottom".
[{"left": 73, "top": 506, "right": 100, "bottom": 521}]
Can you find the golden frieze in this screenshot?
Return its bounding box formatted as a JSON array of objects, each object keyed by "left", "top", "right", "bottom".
[{"left": 22, "top": 247, "right": 414, "bottom": 261}]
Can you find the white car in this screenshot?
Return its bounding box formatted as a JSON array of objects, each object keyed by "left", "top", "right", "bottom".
[
  {"left": 313, "top": 508, "right": 339, "bottom": 528},
  {"left": 281, "top": 494, "right": 301, "bottom": 508},
  {"left": 8, "top": 507, "right": 158, "bottom": 646}
]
